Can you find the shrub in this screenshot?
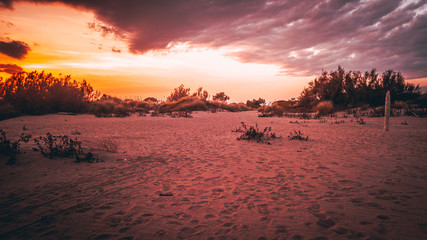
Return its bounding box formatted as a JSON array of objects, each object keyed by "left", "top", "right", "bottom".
[
  {"left": 234, "top": 122, "right": 280, "bottom": 144},
  {"left": 34, "top": 133, "right": 96, "bottom": 162},
  {"left": 98, "top": 137, "right": 119, "bottom": 153},
  {"left": 0, "top": 129, "right": 31, "bottom": 164},
  {"left": 167, "top": 84, "right": 190, "bottom": 102},
  {"left": 192, "top": 87, "right": 209, "bottom": 100},
  {"left": 0, "top": 103, "right": 19, "bottom": 120},
  {"left": 357, "top": 118, "right": 366, "bottom": 125},
  {"left": 168, "top": 111, "right": 193, "bottom": 118},
  {"left": 246, "top": 98, "right": 266, "bottom": 109},
  {"left": 392, "top": 101, "right": 407, "bottom": 109},
  {"left": 315, "top": 101, "right": 334, "bottom": 116},
  {"left": 159, "top": 96, "right": 209, "bottom": 112},
  {"left": 0, "top": 71, "right": 98, "bottom": 118},
  {"left": 143, "top": 97, "right": 158, "bottom": 102},
  {"left": 288, "top": 130, "right": 308, "bottom": 141},
  {"left": 212, "top": 92, "right": 230, "bottom": 102},
  {"left": 88, "top": 101, "right": 131, "bottom": 117}
]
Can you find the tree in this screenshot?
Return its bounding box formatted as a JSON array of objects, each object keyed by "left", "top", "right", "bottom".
[
  {"left": 212, "top": 92, "right": 230, "bottom": 102},
  {"left": 297, "top": 66, "right": 420, "bottom": 109},
  {"left": 143, "top": 97, "right": 158, "bottom": 102},
  {"left": 192, "top": 87, "right": 209, "bottom": 100},
  {"left": 246, "top": 98, "right": 266, "bottom": 108},
  {"left": 167, "top": 84, "right": 190, "bottom": 102}
]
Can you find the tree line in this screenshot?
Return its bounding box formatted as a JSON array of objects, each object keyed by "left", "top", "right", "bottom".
[{"left": 297, "top": 66, "right": 421, "bottom": 110}]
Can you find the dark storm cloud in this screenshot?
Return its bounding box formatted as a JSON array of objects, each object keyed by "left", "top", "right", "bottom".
[
  {"left": 2, "top": 0, "right": 427, "bottom": 77},
  {"left": 0, "top": 63, "right": 23, "bottom": 74},
  {"left": 0, "top": 40, "right": 30, "bottom": 59},
  {"left": 87, "top": 21, "right": 125, "bottom": 39}
]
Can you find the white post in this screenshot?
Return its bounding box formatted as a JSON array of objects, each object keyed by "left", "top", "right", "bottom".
[{"left": 384, "top": 90, "right": 390, "bottom": 131}]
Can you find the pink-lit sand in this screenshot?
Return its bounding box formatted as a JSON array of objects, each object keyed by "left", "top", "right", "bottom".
[{"left": 0, "top": 111, "right": 426, "bottom": 239}]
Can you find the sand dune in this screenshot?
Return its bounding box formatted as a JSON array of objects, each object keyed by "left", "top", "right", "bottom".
[{"left": 0, "top": 111, "right": 426, "bottom": 239}]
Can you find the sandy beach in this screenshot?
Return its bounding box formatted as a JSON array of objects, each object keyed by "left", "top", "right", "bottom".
[{"left": 0, "top": 111, "right": 426, "bottom": 240}]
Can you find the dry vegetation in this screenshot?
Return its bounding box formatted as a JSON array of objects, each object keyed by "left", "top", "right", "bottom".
[{"left": 1, "top": 68, "right": 426, "bottom": 121}]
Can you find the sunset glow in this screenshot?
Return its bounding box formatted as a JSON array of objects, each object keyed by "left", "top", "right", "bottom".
[{"left": 1, "top": 1, "right": 426, "bottom": 101}]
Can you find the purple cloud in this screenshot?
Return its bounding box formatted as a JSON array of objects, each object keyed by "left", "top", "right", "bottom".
[
  {"left": 0, "top": 63, "right": 23, "bottom": 74},
  {"left": 0, "top": 40, "right": 31, "bottom": 59},
  {"left": 2, "top": 0, "right": 427, "bottom": 78}
]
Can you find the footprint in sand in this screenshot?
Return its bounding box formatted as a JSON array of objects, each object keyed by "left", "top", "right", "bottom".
[{"left": 257, "top": 204, "right": 269, "bottom": 215}]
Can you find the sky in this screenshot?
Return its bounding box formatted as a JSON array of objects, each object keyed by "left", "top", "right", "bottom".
[{"left": 0, "top": 0, "right": 426, "bottom": 102}]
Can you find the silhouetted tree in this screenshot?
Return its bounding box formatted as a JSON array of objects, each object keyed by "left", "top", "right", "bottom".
[
  {"left": 212, "top": 92, "right": 230, "bottom": 102},
  {"left": 297, "top": 66, "right": 420, "bottom": 110},
  {"left": 192, "top": 87, "right": 209, "bottom": 100},
  {"left": 246, "top": 98, "right": 266, "bottom": 108},
  {"left": 167, "top": 84, "right": 190, "bottom": 102},
  {"left": 143, "top": 97, "right": 158, "bottom": 102}
]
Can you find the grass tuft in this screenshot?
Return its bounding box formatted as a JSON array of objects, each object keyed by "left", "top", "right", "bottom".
[
  {"left": 288, "top": 130, "right": 309, "bottom": 141},
  {"left": 234, "top": 122, "right": 280, "bottom": 144}
]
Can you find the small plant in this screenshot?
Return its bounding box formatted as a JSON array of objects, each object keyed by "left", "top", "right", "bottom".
[
  {"left": 289, "top": 120, "right": 300, "bottom": 124},
  {"left": 71, "top": 130, "right": 81, "bottom": 135},
  {"left": 357, "top": 118, "right": 366, "bottom": 125},
  {"left": 234, "top": 122, "right": 280, "bottom": 144},
  {"left": 34, "top": 133, "right": 97, "bottom": 162},
  {"left": 168, "top": 111, "right": 193, "bottom": 118},
  {"left": 331, "top": 120, "right": 345, "bottom": 124},
  {"left": 0, "top": 129, "right": 31, "bottom": 164},
  {"left": 319, "top": 118, "right": 328, "bottom": 123},
  {"left": 98, "top": 137, "right": 119, "bottom": 153},
  {"left": 150, "top": 110, "right": 164, "bottom": 117},
  {"left": 288, "top": 130, "right": 309, "bottom": 141}
]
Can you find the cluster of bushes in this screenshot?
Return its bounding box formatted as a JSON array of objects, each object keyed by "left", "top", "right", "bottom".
[
  {"left": 297, "top": 67, "right": 421, "bottom": 110},
  {"left": 246, "top": 98, "right": 266, "bottom": 109},
  {"left": 1, "top": 129, "right": 97, "bottom": 164},
  {"left": 0, "top": 71, "right": 253, "bottom": 120},
  {"left": 0, "top": 71, "right": 98, "bottom": 120},
  {"left": 2, "top": 68, "right": 424, "bottom": 120},
  {"left": 259, "top": 66, "right": 425, "bottom": 117},
  {"left": 87, "top": 85, "right": 250, "bottom": 117}
]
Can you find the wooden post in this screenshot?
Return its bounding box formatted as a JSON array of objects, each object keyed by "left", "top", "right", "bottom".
[{"left": 384, "top": 90, "right": 390, "bottom": 131}]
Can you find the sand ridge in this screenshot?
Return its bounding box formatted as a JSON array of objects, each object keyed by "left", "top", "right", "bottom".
[{"left": 0, "top": 111, "right": 426, "bottom": 239}]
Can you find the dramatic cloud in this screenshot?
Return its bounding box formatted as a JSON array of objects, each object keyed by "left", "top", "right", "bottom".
[
  {"left": 0, "top": 63, "right": 23, "bottom": 74},
  {"left": 2, "top": 0, "right": 427, "bottom": 77},
  {"left": 0, "top": 40, "right": 31, "bottom": 59},
  {"left": 87, "top": 21, "right": 125, "bottom": 39}
]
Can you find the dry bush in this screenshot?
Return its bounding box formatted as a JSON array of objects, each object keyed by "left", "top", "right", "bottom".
[
  {"left": 0, "top": 129, "right": 31, "bottom": 164},
  {"left": 159, "top": 96, "right": 209, "bottom": 113},
  {"left": 88, "top": 101, "right": 131, "bottom": 117},
  {"left": 98, "top": 137, "right": 119, "bottom": 153},
  {"left": 392, "top": 101, "right": 407, "bottom": 109},
  {"left": 234, "top": 122, "right": 280, "bottom": 144},
  {"left": 288, "top": 130, "right": 309, "bottom": 141},
  {"left": 315, "top": 100, "right": 334, "bottom": 116},
  {"left": 34, "top": 133, "right": 96, "bottom": 162}
]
